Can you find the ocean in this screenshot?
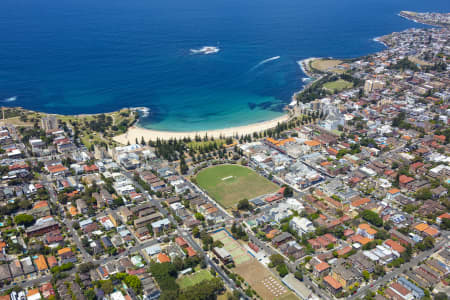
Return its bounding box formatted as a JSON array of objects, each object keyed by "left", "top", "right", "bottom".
[{"left": 0, "top": 0, "right": 448, "bottom": 131}]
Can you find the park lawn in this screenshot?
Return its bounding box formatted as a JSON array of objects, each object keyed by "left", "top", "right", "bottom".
[
  {"left": 80, "top": 133, "right": 104, "bottom": 149},
  {"left": 56, "top": 108, "right": 136, "bottom": 148},
  {"left": 323, "top": 79, "right": 353, "bottom": 92},
  {"left": 3, "top": 117, "right": 35, "bottom": 127},
  {"left": 310, "top": 59, "right": 342, "bottom": 72},
  {"left": 196, "top": 165, "right": 278, "bottom": 209},
  {"left": 408, "top": 56, "right": 433, "bottom": 66},
  {"left": 187, "top": 139, "right": 226, "bottom": 153},
  {"left": 56, "top": 108, "right": 134, "bottom": 130},
  {"left": 177, "top": 269, "right": 214, "bottom": 289}
]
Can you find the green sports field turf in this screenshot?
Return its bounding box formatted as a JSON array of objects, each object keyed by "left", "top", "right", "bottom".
[
  {"left": 177, "top": 269, "right": 214, "bottom": 289},
  {"left": 322, "top": 79, "right": 353, "bottom": 92},
  {"left": 195, "top": 164, "right": 278, "bottom": 209}
]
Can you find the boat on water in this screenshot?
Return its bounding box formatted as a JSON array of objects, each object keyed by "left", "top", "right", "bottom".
[{"left": 190, "top": 46, "right": 220, "bottom": 55}]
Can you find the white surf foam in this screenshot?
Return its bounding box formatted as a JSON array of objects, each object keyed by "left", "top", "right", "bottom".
[
  {"left": 251, "top": 56, "right": 280, "bottom": 70},
  {"left": 190, "top": 46, "right": 220, "bottom": 55},
  {"left": 2, "top": 96, "right": 17, "bottom": 103}
]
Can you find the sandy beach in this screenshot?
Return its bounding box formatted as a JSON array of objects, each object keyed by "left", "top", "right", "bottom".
[{"left": 113, "top": 114, "right": 290, "bottom": 144}]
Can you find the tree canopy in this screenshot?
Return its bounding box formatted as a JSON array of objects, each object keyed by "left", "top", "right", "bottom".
[
  {"left": 14, "top": 214, "right": 35, "bottom": 226},
  {"left": 361, "top": 210, "right": 383, "bottom": 227},
  {"left": 237, "top": 199, "right": 251, "bottom": 211}
]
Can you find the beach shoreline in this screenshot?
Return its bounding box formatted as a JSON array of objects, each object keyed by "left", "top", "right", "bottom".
[
  {"left": 297, "top": 57, "right": 318, "bottom": 78},
  {"left": 113, "top": 114, "right": 290, "bottom": 143},
  {"left": 291, "top": 57, "right": 322, "bottom": 104},
  {"left": 113, "top": 56, "right": 318, "bottom": 144}
]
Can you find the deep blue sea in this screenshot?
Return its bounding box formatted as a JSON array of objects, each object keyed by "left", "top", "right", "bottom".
[{"left": 0, "top": 0, "right": 448, "bottom": 131}]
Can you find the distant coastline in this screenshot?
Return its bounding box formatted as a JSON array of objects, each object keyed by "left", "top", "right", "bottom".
[
  {"left": 3, "top": 8, "right": 445, "bottom": 144},
  {"left": 398, "top": 11, "right": 450, "bottom": 28}
]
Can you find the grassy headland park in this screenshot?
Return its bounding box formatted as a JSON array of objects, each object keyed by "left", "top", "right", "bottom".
[{"left": 0, "top": 106, "right": 138, "bottom": 148}]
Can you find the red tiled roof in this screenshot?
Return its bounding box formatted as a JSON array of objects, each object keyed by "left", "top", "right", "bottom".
[
  {"left": 54, "top": 138, "right": 70, "bottom": 145},
  {"left": 175, "top": 237, "right": 188, "bottom": 247},
  {"left": 315, "top": 261, "right": 330, "bottom": 272},
  {"left": 339, "top": 215, "right": 350, "bottom": 223},
  {"left": 327, "top": 148, "right": 339, "bottom": 156},
  {"left": 265, "top": 194, "right": 283, "bottom": 202},
  {"left": 47, "top": 164, "right": 67, "bottom": 173},
  {"left": 390, "top": 282, "right": 410, "bottom": 296},
  {"left": 438, "top": 213, "right": 450, "bottom": 220},
  {"left": 316, "top": 236, "right": 330, "bottom": 247},
  {"left": 384, "top": 239, "right": 405, "bottom": 253},
  {"left": 46, "top": 256, "right": 58, "bottom": 268},
  {"left": 343, "top": 229, "right": 354, "bottom": 237},
  {"left": 323, "top": 234, "right": 337, "bottom": 243},
  {"left": 384, "top": 169, "right": 395, "bottom": 176},
  {"left": 66, "top": 190, "right": 79, "bottom": 198},
  {"left": 434, "top": 135, "right": 445, "bottom": 143},
  {"left": 388, "top": 188, "right": 400, "bottom": 194},
  {"left": 351, "top": 197, "right": 370, "bottom": 207},
  {"left": 399, "top": 175, "right": 414, "bottom": 184},
  {"left": 186, "top": 247, "right": 196, "bottom": 257},
  {"left": 33, "top": 201, "right": 49, "bottom": 210},
  {"left": 157, "top": 253, "right": 170, "bottom": 263},
  {"left": 9, "top": 164, "right": 28, "bottom": 171},
  {"left": 337, "top": 246, "right": 353, "bottom": 256},
  {"left": 304, "top": 140, "right": 321, "bottom": 147},
  {"left": 0, "top": 241, "right": 6, "bottom": 251},
  {"left": 35, "top": 255, "right": 48, "bottom": 271},
  {"left": 127, "top": 268, "right": 146, "bottom": 275},
  {"left": 324, "top": 275, "right": 342, "bottom": 290},
  {"left": 83, "top": 164, "right": 99, "bottom": 172},
  {"left": 410, "top": 162, "right": 424, "bottom": 170},
  {"left": 423, "top": 226, "right": 439, "bottom": 237},
  {"left": 349, "top": 177, "right": 361, "bottom": 184},
  {"left": 351, "top": 234, "right": 371, "bottom": 245},
  {"left": 308, "top": 239, "right": 320, "bottom": 247},
  {"left": 40, "top": 282, "right": 54, "bottom": 292}
]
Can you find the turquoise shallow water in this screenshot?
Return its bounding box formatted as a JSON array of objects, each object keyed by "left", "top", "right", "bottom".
[{"left": 0, "top": 0, "right": 448, "bottom": 131}]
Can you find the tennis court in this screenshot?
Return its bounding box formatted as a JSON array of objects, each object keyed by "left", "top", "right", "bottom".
[{"left": 212, "top": 229, "right": 251, "bottom": 265}]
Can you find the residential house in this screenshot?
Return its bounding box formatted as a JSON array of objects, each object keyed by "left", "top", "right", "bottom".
[
  {"left": 26, "top": 217, "right": 59, "bottom": 237},
  {"left": 313, "top": 261, "right": 330, "bottom": 277},
  {"left": 289, "top": 217, "right": 315, "bottom": 235},
  {"left": 323, "top": 275, "right": 342, "bottom": 295},
  {"left": 30, "top": 201, "right": 50, "bottom": 218},
  {"left": 331, "top": 261, "right": 360, "bottom": 288},
  {"left": 389, "top": 229, "right": 415, "bottom": 246},
  {"left": 76, "top": 198, "right": 88, "bottom": 214},
  {"left": 134, "top": 213, "right": 162, "bottom": 229},
  {"left": 34, "top": 255, "right": 48, "bottom": 273},
  {"left": 388, "top": 282, "right": 414, "bottom": 300},
  {"left": 0, "top": 264, "right": 11, "bottom": 282},
  {"left": 151, "top": 218, "right": 170, "bottom": 234},
  {"left": 357, "top": 224, "right": 377, "bottom": 240},
  {"left": 272, "top": 232, "right": 294, "bottom": 247}
]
